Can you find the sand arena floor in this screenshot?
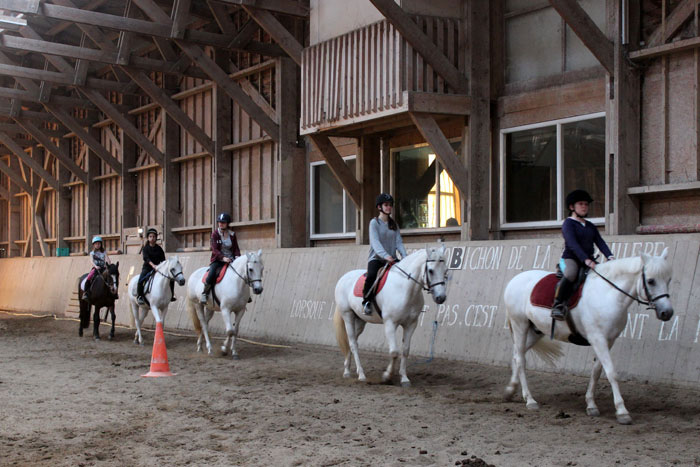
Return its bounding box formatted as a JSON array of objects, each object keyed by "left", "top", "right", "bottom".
[{"left": 1, "top": 311, "right": 699, "bottom": 466}]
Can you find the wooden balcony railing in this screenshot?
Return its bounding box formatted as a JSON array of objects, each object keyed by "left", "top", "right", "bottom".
[{"left": 301, "top": 16, "right": 465, "bottom": 134}]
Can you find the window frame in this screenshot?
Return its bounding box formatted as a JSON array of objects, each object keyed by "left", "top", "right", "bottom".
[
  {"left": 390, "top": 140, "right": 463, "bottom": 233},
  {"left": 309, "top": 155, "right": 358, "bottom": 240},
  {"left": 499, "top": 112, "right": 606, "bottom": 230}
]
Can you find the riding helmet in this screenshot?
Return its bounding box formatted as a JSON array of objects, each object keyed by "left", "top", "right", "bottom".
[
  {"left": 146, "top": 228, "right": 158, "bottom": 237},
  {"left": 566, "top": 189, "right": 593, "bottom": 208},
  {"left": 375, "top": 193, "right": 394, "bottom": 207},
  {"left": 217, "top": 212, "right": 232, "bottom": 224},
  {"left": 91, "top": 235, "right": 103, "bottom": 244}
]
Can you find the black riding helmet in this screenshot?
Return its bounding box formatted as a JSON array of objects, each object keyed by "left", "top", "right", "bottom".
[
  {"left": 217, "top": 212, "right": 232, "bottom": 224},
  {"left": 146, "top": 228, "right": 158, "bottom": 237},
  {"left": 566, "top": 189, "right": 593, "bottom": 211},
  {"left": 375, "top": 193, "right": 394, "bottom": 207}
]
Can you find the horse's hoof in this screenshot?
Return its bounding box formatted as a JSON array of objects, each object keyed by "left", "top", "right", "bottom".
[
  {"left": 381, "top": 372, "right": 391, "bottom": 383},
  {"left": 358, "top": 375, "right": 367, "bottom": 382},
  {"left": 94, "top": 336, "right": 101, "bottom": 341},
  {"left": 616, "top": 413, "right": 632, "bottom": 425},
  {"left": 108, "top": 335, "right": 114, "bottom": 341},
  {"left": 343, "top": 372, "right": 351, "bottom": 379},
  {"left": 232, "top": 354, "right": 240, "bottom": 361},
  {"left": 526, "top": 402, "right": 539, "bottom": 410},
  {"left": 400, "top": 381, "right": 411, "bottom": 388},
  {"left": 504, "top": 387, "right": 515, "bottom": 401},
  {"left": 586, "top": 407, "right": 600, "bottom": 417},
  {"left": 78, "top": 329, "right": 83, "bottom": 337},
  {"left": 220, "top": 346, "right": 228, "bottom": 355}
]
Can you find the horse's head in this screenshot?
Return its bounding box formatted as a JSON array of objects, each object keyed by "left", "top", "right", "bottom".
[
  {"left": 639, "top": 248, "right": 674, "bottom": 321},
  {"left": 246, "top": 249, "right": 264, "bottom": 295},
  {"left": 167, "top": 256, "right": 186, "bottom": 286},
  {"left": 102, "top": 262, "right": 120, "bottom": 296},
  {"left": 425, "top": 245, "right": 448, "bottom": 304}
]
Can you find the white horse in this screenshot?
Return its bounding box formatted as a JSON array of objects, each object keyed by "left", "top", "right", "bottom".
[
  {"left": 185, "top": 250, "right": 264, "bottom": 359},
  {"left": 333, "top": 246, "right": 448, "bottom": 387},
  {"left": 503, "top": 249, "right": 674, "bottom": 424},
  {"left": 127, "top": 256, "right": 186, "bottom": 345}
]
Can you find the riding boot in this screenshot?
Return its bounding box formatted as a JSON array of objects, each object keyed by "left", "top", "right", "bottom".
[
  {"left": 200, "top": 283, "right": 212, "bottom": 304},
  {"left": 82, "top": 279, "right": 91, "bottom": 301},
  {"left": 551, "top": 277, "right": 574, "bottom": 321}
]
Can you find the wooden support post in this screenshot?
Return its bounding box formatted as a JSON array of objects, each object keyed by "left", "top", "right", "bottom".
[
  {"left": 357, "top": 136, "right": 381, "bottom": 245},
  {"left": 121, "top": 95, "right": 138, "bottom": 236},
  {"left": 56, "top": 137, "right": 71, "bottom": 253},
  {"left": 7, "top": 158, "right": 20, "bottom": 257},
  {"left": 606, "top": 0, "right": 641, "bottom": 234},
  {"left": 276, "top": 57, "right": 306, "bottom": 248},
  {"left": 465, "top": 0, "right": 490, "bottom": 240},
  {"left": 86, "top": 128, "right": 101, "bottom": 253},
  {"left": 213, "top": 50, "right": 232, "bottom": 224},
  {"left": 162, "top": 76, "right": 181, "bottom": 252}
]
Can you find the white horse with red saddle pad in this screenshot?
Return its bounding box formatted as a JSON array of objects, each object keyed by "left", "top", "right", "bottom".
[
  {"left": 127, "top": 256, "right": 186, "bottom": 345},
  {"left": 185, "top": 250, "right": 264, "bottom": 359},
  {"left": 503, "top": 249, "right": 674, "bottom": 424},
  {"left": 333, "top": 245, "right": 448, "bottom": 387}
]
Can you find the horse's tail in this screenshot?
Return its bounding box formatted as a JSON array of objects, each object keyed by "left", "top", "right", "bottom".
[
  {"left": 529, "top": 335, "right": 563, "bottom": 367},
  {"left": 188, "top": 298, "right": 202, "bottom": 335},
  {"left": 333, "top": 306, "right": 350, "bottom": 357}
]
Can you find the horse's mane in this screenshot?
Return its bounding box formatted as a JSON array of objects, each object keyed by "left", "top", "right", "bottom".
[{"left": 595, "top": 253, "right": 671, "bottom": 281}]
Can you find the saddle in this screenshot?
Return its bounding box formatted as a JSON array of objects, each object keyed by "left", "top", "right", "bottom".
[
  {"left": 201, "top": 265, "right": 228, "bottom": 284},
  {"left": 530, "top": 274, "right": 584, "bottom": 310},
  {"left": 353, "top": 264, "right": 392, "bottom": 298}
]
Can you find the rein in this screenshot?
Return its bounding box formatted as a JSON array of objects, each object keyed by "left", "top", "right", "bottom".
[
  {"left": 227, "top": 257, "right": 262, "bottom": 288},
  {"left": 589, "top": 266, "right": 669, "bottom": 310}
]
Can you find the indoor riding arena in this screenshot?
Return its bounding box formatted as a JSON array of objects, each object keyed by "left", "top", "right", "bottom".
[{"left": 1, "top": 1, "right": 700, "bottom": 466}]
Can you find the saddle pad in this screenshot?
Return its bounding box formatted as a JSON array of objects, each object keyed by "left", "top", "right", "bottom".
[
  {"left": 201, "top": 265, "right": 228, "bottom": 284},
  {"left": 530, "top": 274, "right": 584, "bottom": 310},
  {"left": 353, "top": 265, "right": 392, "bottom": 298}
]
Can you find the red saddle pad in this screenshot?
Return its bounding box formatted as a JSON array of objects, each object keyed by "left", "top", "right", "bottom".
[
  {"left": 530, "top": 273, "right": 584, "bottom": 310},
  {"left": 201, "top": 265, "right": 228, "bottom": 284},
  {"left": 353, "top": 265, "right": 392, "bottom": 298}
]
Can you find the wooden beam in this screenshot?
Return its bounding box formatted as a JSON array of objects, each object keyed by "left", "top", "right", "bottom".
[
  {"left": 0, "top": 131, "right": 61, "bottom": 191},
  {"left": 647, "top": 0, "right": 697, "bottom": 47},
  {"left": 0, "top": 183, "right": 9, "bottom": 200},
  {"left": 0, "top": 158, "right": 31, "bottom": 193},
  {"left": 122, "top": 67, "right": 216, "bottom": 156},
  {"left": 45, "top": 0, "right": 108, "bottom": 36},
  {"left": 368, "top": 0, "right": 467, "bottom": 93},
  {"left": 0, "top": 13, "right": 27, "bottom": 30},
  {"left": 409, "top": 112, "right": 468, "bottom": 198},
  {"left": 308, "top": 134, "right": 361, "bottom": 207},
  {"left": 213, "top": 0, "right": 309, "bottom": 17},
  {"left": 171, "top": 0, "right": 192, "bottom": 38},
  {"left": 630, "top": 35, "right": 700, "bottom": 60},
  {"left": 44, "top": 104, "right": 123, "bottom": 173},
  {"left": 207, "top": 0, "right": 237, "bottom": 33},
  {"left": 548, "top": 0, "right": 614, "bottom": 75},
  {"left": 79, "top": 88, "right": 165, "bottom": 166},
  {"left": 176, "top": 40, "right": 280, "bottom": 141},
  {"left": 0, "top": 85, "right": 88, "bottom": 108},
  {"left": 14, "top": 118, "right": 88, "bottom": 184},
  {"left": 242, "top": 6, "right": 302, "bottom": 66}
]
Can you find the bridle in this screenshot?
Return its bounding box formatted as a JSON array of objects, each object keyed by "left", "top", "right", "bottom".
[
  {"left": 393, "top": 258, "right": 447, "bottom": 294},
  {"left": 228, "top": 256, "right": 263, "bottom": 289},
  {"left": 154, "top": 258, "right": 185, "bottom": 282},
  {"left": 589, "top": 266, "right": 669, "bottom": 311}
]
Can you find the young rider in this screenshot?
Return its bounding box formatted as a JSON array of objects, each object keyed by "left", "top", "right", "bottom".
[
  {"left": 551, "top": 189, "right": 614, "bottom": 320},
  {"left": 200, "top": 213, "right": 241, "bottom": 304},
  {"left": 362, "top": 193, "right": 408, "bottom": 315},
  {"left": 136, "top": 228, "right": 175, "bottom": 305},
  {"left": 83, "top": 236, "right": 112, "bottom": 300}
]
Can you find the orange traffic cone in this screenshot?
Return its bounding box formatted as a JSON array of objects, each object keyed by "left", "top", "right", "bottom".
[{"left": 142, "top": 322, "right": 176, "bottom": 377}]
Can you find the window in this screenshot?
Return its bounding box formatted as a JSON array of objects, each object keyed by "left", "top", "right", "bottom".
[
  {"left": 310, "top": 157, "right": 357, "bottom": 237},
  {"left": 501, "top": 113, "right": 605, "bottom": 227},
  {"left": 393, "top": 142, "right": 462, "bottom": 230}
]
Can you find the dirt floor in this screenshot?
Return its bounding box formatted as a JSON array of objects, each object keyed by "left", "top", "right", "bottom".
[{"left": 1, "top": 311, "right": 699, "bottom": 467}]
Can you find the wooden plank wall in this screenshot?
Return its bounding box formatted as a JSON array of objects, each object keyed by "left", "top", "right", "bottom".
[
  {"left": 68, "top": 136, "right": 87, "bottom": 254},
  {"left": 136, "top": 107, "right": 164, "bottom": 229},
  {"left": 0, "top": 169, "right": 7, "bottom": 255},
  {"left": 99, "top": 123, "right": 122, "bottom": 252}
]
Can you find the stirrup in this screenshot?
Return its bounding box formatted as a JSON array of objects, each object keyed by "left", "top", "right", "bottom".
[
  {"left": 170, "top": 296, "right": 177, "bottom": 302},
  {"left": 362, "top": 301, "right": 372, "bottom": 315},
  {"left": 199, "top": 293, "right": 208, "bottom": 304},
  {"left": 137, "top": 296, "right": 146, "bottom": 306},
  {"left": 551, "top": 304, "right": 567, "bottom": 321}
]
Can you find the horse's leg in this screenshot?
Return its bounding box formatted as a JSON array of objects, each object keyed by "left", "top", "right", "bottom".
[
  {"left": 589, "top": 335, "right": 631, "bottom": 424},
  {"left": 150, "top": 303, "right": 162, "bottom": 324},
  {"left": 343, "top": 313, "right": 366, "bottom": 381},
  {"left": 509, "top": 320, "right": 538, "bottom": 409},
  {"left": 109, "top": 306, "right": 116, "bottom": 339},
  {"left": 195, "top": 303, "right": 213, "bottom": 354},
  {"left": 220, "top": 307, "right": 234, "bottom": 356},
  {"left": 130, "top": 301, "right": 140, "bottom": 344},
  {"left": 382, "top": 319, "right": 400, "bottom": 384},
  {"left": 397, "top": 318, "right": 419, "bottom": 387},
  {"left": 585, "top": 359, "right": 603, "bottom": 417},
  {"left": 137, "top": 306, "right": 148, "bottom": 345},
  {"left": 229, "top": 309, "right": 245, "bottom": 360},
  {"left": 93, "top": 305, "right": 101, "bottom": 340}
]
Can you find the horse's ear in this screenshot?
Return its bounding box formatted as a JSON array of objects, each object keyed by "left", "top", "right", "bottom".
[
  {"left": 257, "top": 248, "right": 263, "bottom": 257},
  {"left": 661, "top": 247, "right": 669, "bottom": 260},
  {"left": 640, "top": 252, "right": 651, "bottom": 265},
  {"left": 116, "top": 261, "right": 119, "bottom": 267}
]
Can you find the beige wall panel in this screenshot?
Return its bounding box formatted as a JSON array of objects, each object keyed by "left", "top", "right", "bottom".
[{"left": 667, "top": 52, "right": 696, "bottom": 185}]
